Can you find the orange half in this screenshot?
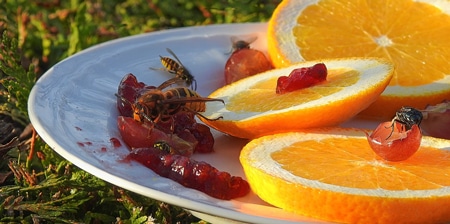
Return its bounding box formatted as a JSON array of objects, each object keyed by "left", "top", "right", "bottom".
[
  {"left": 240, "top": 128, "right": 450, "bottom": 223},
  {"left": 268, "top": 0, "right": 450, "bottom": 118}
]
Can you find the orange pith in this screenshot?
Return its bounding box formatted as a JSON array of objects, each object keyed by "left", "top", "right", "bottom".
[
  {"left": 268, "top": 0, "right": 450, "bottom": 118},
  {"left": 240, "top": 129, "right": 450, "bottom": 223},
  {"left": 227, "top": 69, "right": 358, "bottom": 112}
]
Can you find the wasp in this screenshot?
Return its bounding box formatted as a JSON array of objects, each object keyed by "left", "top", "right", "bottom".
[
  {"left": 151, "top": 48, "right": 197, "bottom": 90},
  {"left": 117, "top": 78, "right": 223, "bottom": 125},
  {"left": 227, "top": 35, "right": 258, "bottom": 54},
  {"left": 386, "top": 106, "right": 423, "bottom": 139},
  {"left": 153, "top": 141, "right": 174, "bottom": 154}
]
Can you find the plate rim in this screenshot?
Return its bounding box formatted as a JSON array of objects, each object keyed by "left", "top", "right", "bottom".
[{"left": 28, "top": 22, "right": 319, "bottom": 224}]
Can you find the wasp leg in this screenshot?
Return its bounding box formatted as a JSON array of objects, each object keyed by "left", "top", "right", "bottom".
[
  {"left": 182, "top": 107, "right": 223, "bottom": 121},
  {"left": 384, "top": 118, "right": 409, "bottom": 140},
  {"left": 115, "top": 93, "right": 132, "bottom": 105},
  {"left": 384, "top": 120, "right": 396, "bottom": 140}
]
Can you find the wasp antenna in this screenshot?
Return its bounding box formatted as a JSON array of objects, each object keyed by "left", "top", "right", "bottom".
[{"left": 115, "top": 93, "right": 133, "bottom": 105}]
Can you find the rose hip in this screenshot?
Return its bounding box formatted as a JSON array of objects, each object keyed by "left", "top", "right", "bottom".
[
  {"left": 157, "top": 111, "right": 215, "bottom": 153},
  {"left": 116, "top": 73, "right": 158, "bottom": 117},
  {"left": 116, "top": 73, "right": 249, "bottom": 199},
  {"left": 128, "top": 147, "right": 250, "bottom": 200},
  {"left": 366, "top": 121, "right": 422, "bottom": 161},
  {"left": 117, "top": 116, "right": 195, "bottom": 156},
  {"left": 116, "top": 74, "right": 216, "bottom": 154},
  {"left": 224, "top": 48, "right": 273, "bottom": 85}
]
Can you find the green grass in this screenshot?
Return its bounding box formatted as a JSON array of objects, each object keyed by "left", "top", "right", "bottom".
[{"left": 0, "top": 0, "right": 279, "bottom": 222}]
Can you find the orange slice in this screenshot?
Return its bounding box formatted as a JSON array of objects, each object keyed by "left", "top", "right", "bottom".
[
  {"left": 200, "top": 58, "right": 393, "bottom": 139},
  {"left": 267, "top": 0, "right": 450, "bottom": 118},
  {"left": 240, "top": 128, "right": 450, "bottom": 223}
]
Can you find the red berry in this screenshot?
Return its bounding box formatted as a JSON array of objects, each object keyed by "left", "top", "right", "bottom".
[
  {"left": 127, "top": 147, "right": 250, "bottom": 200},
  {"left": 190, "top": 123, "right": 215, "bottom": 153},
  {"left": 276, "top": 63, "right": 327, "bottom": 94},
  {"left": 366, "top": 121, "right": 422, "bottom": 161},
  {"left": 224, "top": 48, "right": 273, "bottom": 85},
  {"left": 117, "top": 116, "right": 194, "bottom": 156},
  {"left": 116, "top": 75, "right": 216, "bottom": 155},
  {"left": 117, "top": 73, "right": 146, "bottom": 117}
]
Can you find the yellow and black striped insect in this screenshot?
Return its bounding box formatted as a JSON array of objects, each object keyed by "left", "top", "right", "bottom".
[
  {"left": 153, "top": 141, "right": 174, "bottom": 154},
  {"left": 151, "top": 48, "right": 197, "bottom": 91},
  {"left": 116, "top": 78, "right": 222, "bottom": 124}
]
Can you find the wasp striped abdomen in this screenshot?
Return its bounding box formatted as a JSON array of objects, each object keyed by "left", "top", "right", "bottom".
[
  {"left": 153, "top": 48, "right": 197, "bottom": 90},
  {"left": 165, "top": 88, "right": 206, "bottom": 113},
  {"left": 129, "top": 86, "right": 223, "bottom": 124}
]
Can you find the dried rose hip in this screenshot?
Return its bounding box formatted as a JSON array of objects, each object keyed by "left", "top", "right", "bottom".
[
  {"left": 116, "top": 74, "right": 217, "bottom": 154},
  {"left": 117, "top": 116, "right": 195, "bottom": 156},
  {"left": 189, "top": 123, "right": 215, "bottom": 153},
  {"left": 224, "top": 48, "right": 273, "bottom": 85},
  {"left": 128, "top": 147, "right": 250, "bottom": 200},
  {"left": 157, "top": 111, "right": 215, "bottom": 153},
  {"left": 366, "top": 121, "right": 422, "bottom": 161},
  {"left": 276, "top": 63, "right": 327, "bottom": 94},
  {"left": 116, "top": 74, "right": 249, "bottom": 200},
  {"left": 117, "top": 73, "right": 157, "bottom": 117}
]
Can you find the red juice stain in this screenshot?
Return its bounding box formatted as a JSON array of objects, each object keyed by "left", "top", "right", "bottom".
[
  {"left": 118, "top": 156, "right": 132, "bottom": 163},
  {"left": 110, "top": 137, "right": 122, "bottom": 148},
  {"left": 77, "top": 141, "right": 93, "bottom": 147},
  {"left": 100, "top": 147, "right": 107, "bottom": 152}
]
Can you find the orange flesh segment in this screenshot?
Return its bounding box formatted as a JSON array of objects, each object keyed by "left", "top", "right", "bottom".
[
  {"left": 226, "top": 69, "right": 359, "bottom": 112},
  {"left": 272, "top": 138, "right": 450, "bottom": 190},
  {"left": 295, "top": 0, "right": 450, "bottom": 86}
]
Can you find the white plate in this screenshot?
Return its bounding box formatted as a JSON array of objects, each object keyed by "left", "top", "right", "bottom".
[{"left": 29, "top": 23, "right": 375, "bottom": 223}]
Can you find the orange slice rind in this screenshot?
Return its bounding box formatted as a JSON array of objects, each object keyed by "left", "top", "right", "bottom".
[
  {"left": 200, "top": 58, "right": 393, "bottom": 139},
  {"left": 240, "top": 128, "right": 450, "bottom": 223},
  {"left": 267, "top": 0, "right": 450, "bottom": 118}
]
